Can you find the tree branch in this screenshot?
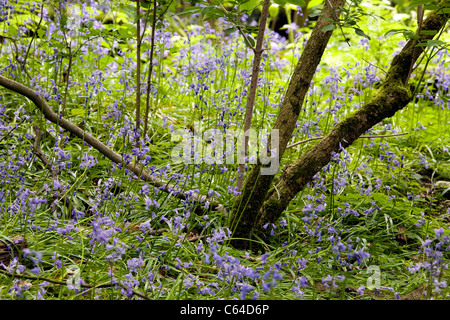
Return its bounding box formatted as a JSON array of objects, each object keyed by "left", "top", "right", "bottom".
[
  {"left": 230, "top": 1, "right": 449, "bottom": 251},
  {"left": 32, "top": 124, "right": 57, "bottom": 178},
  {"left": 256, "top": 7, "right": 449, "bottom": 241},
  {"left": 286, "top": 132, "right": 409, "bottom": 149},
  {"left": 237, "top": 0, "right": 271, "bottom": 190},
  {"left": 0, "top": 75, "right": 220, "bottom": 212},
  {"left": 230, "top": 0, "right": 346, "bottom": 250},
  {"left": 143, "top": 0, "right": 158, "bottom": 139}
]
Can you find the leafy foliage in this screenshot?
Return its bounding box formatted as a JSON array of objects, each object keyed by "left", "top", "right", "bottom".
[{"left": 0, "top": 0, "right": 448, "bottom": 300}]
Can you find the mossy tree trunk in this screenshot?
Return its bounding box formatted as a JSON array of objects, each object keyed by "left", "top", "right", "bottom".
[
  {"left": 229, "top": 0, "right": 345, "bottom": 249},
  {"left": 229, "top": 3, "right": 449, "bottom": 251}
]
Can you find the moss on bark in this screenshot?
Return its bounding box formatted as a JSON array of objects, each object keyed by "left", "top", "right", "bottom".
[
  {"left": 229, "top": 0, "right": 346, "bottom": 250},
  {"left": 254, "top": 8, "right": 448, "bottom": 243},
  {"left": 229, "top": 2, "right": 449, "bottom": 250}
]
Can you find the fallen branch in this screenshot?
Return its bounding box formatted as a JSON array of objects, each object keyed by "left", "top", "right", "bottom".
[
  {"left": 0, "top": 75, "right": 222, "bottom": 212},
  {"left": 0, "top": 268, "right": 151, "bottom": 300}
]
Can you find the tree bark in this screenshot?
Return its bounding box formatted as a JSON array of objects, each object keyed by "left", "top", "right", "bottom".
[
  {"left": 136, "top": 0, "right": 141, "bottom": 140},
  {"left": 229, "top": 0, "right": 345, "bottom": 249},
  {"left": 230, "top": 3, "right": 449, "bottom": 251},
  {"left": 237, "top": 0, "right": 271, "bottom": 190}
]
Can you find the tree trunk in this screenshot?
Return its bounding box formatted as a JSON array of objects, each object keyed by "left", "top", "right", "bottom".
[
  {"left": 230, "top": 3, "right": 449, "bottom": 251},
  {"left": 237, "top": 0, "right": 272, "bottom": 190},
  {"left": 229, "top": 0, "right": 345, "bottom": 250}
]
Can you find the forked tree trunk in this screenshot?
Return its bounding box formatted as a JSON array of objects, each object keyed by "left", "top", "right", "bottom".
[
  {"left": 230, "top": 2, "right": 449, "bottom": 251},
  {"left": 229, "top": 0, "right": 345, "bottom": 249}
]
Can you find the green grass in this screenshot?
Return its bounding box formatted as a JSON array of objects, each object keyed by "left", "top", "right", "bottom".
[{"left": 0, "top": 1, "right": 449, "bottom": 300}]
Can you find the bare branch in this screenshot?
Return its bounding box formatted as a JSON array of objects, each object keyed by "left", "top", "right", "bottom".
[
  {"left": 286, "top": 132, "right": 409, "bottom": 149},
  {"left": 0, "top": 75, "right": 221, "bottom": 212},
  {"left": 32, "top": 124, "right": 57, "bottom": 178},
  {"left": 237, "top": 0, "right": 271, "bottom": 190},
  {"left": 0, "top": 268, "right": 151, "bottom": 300}
]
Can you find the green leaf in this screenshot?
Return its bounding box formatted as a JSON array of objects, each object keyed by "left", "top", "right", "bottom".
[
  {"left": 247, "top": 35, "right": 256, "bottom": 48},
  {"left": 240, "top": 0, "right": 260, "bottom": 12},
  {"left": 117, "top": 25, "right": 135, "bottom": 39},
  {"left": 224, "top": 27, "right": 236, "bottom": 35},
  {"left": 403, "top": 31, "right": 420, "bottom": 40},
  {"left": 419, "top": 30, "right": 438, "bottom": 36},
  {"left": 286, "top": 0, "right": 305, "bottom": 6},
  {"left": 269, "top": 4, "right": 280, "bottom": 17},
  {"left": 410, "top": 0, "right": 432, "bottom": 5},
  {"left": 9, "top": 25, "right": 18, "bottom": 36},
  {"left": 426, "top": 39, "right": 446, "bottom": 47},
  {"left": 37, "top": 29, "right": 46, "bottom": 38},
  {"left": 384, "top": 29, "right": 404, "bottom": 37},
  {"left": 71, "top": 109, "right": 86, "bottom": 116},
  {"left": 89, "top": 28, "right": 101, "bottom": 36},
  {"left": 424, "top": 4, "right": 439, "bottom": 10},
  {"left": 308, "top": 12, "right": 321, "bottom": 18},
  {"left": 179, "top": 7, "right": 203, "bottom": 15},
  {"left": 201, "top": 7, "right": 211, "bottom": 15},
  {"left": 167, "top": 0, "right": 178, "bottom": 12},
  {"left": 272, "top": 0, "right": 287, "bottom": 6},
  {"left": 307, "top": 0, "right": 323, "bottom": 9},
  {"left": 354, "top": 27, "right": 371, "bottom": 40},
  {"left": 321, "top": 23, "right": 335, "bottom": 32},
  {"left": 389, "top": 29, "right": 420, "bottom": 40},
  {"left": 60, "top": 14, "right": 68, "bottom": 29}
]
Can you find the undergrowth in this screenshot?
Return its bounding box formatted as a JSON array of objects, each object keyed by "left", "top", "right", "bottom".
[{"left": 0, "top": 1, "right": 449, "bottom": 300}]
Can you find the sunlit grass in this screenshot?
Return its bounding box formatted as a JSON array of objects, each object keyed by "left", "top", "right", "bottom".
[{"left": 0, "top": 1, "right": 448, "bottom": 300}]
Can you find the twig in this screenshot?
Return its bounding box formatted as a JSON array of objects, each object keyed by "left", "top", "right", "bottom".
[
  {"left": 156, "top": 0, "right": 172, "bottom": 21},
  {"left": 22, "top": 4, "right": 44, "bottom": 70},
  {"left": 362, "top": 58, "right": 388, "bottom": 75},
  {"left": 61, "top": 46, "right": 72, "bottom": 117},
  {"left": 143, "top": 0, "right": 158, "bottom": 139},
  {"left": 407, "top": 4, "right": 425, "bottom": 84},
  {"left": 1, "top": 35, "right": 32, "bottom": 79},
  {"left": 286, "top": 132, "right": 409, "bottom": 149},
  {"left": 1, "top": 5, "right": 44, "bottom": 81},
  {"left": 136, "top": 0, "right": 142, "bottom": 142},
  {"left": 285, "top": 136, "right": 323, "bottom": 149},
  {"left": 360, "top": 132, "right": 409, "bottom": 139},
  {"left": 219, "top": 2, "right": 255, "bottom": 51},
  {"left": 32, "top": 124, "right": 57, "bottom": 178},
  {"left": 0, "top": 118, "right": 26, "bottom": 144},
  {"left": 327, "top": 0, "right": 350, "bottom": 47},
  {"left": 237, "top": 0, "right": 271, "bottom": 190},
  {"left": 139, "top": 0, "right": 173, "bottom": 43}
]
